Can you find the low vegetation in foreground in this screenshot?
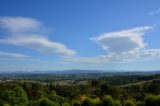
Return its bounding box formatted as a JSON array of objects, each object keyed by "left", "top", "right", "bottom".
[{"left": 0, "top": 72, "right": 160, "bottom": 106}]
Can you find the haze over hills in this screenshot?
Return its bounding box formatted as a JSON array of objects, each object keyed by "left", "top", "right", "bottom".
[{"left": 1, "top": 69, "right": 160, "bottom": 75}]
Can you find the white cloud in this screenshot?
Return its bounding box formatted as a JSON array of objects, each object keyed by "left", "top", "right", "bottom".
[
  {"left": 0, "top": 17, "right": 76, "bottom": 56},
  {"left": 0, "top": 16, "right": 42, "bottom": 33},
  {"left": 63, "top": 48, "right": 160, "bottom": 64},
  {"left": 0, "top": 51, "right": 29, "bottom": 59},
  {"left": 62, "top": 26, "right": 160, "bottom": 64},
  {"left": 0, "top": 16, "right": 159, "bottom": 66},
  {"left": 0, "top": 35, "right": 76, "bottom": 56},
  {"left": 137, "top": 49, "right": 160, "bottom": 58},
  {"left": 148, "top": 8, "right": 160, "bottom": 16},
  {"left": 91, "top": 26, "right": 152, "bottom": 53}
]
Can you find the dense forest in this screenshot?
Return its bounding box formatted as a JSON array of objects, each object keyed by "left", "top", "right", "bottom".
[{"left": 0, "top": 73, "right": 160, "bottom": 106}]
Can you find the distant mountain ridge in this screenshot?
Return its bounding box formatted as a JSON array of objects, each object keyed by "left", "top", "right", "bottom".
[{"left": 1, "top": 69, "right": 160, "bottom": 75}]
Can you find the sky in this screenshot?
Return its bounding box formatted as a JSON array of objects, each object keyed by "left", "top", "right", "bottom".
[{"left": 0, "top": 0, "right": 160, "bottom": 71}]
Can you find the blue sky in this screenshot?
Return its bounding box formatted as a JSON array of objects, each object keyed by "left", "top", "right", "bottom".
[{"left": 0, "top": 0, "right": 160, "bottom": 71}]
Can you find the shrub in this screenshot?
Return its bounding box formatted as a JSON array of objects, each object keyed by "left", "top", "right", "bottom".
[
  {"left": 136, "top": 101, "right": 144, "bottom": 106},
  {"left": 113, "top": 100, "right": 122, "bottom": 106},
  {"left": 144, "top": 94, "right": 160, "bottom": 106},
  {"left": 82, "top": 98, "right": 93, "bottom": 106},
  {"left": 102, "top": 95, "right": 114, "bottom": 106},
  {"left": 92, "top": 98, "right": 102, "bottom": 106},
  {"left": 73, "top": 100, "right": 81, "bottom": 106},
  {"left": 124, "top": 100, "right": 135, "bottom": 106},
  {"left": 39, "top": 98, "right": 59, "bottom": 106}
]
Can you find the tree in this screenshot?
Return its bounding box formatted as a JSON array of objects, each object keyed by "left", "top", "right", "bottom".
[
  {"left": 100, "top": 83, "right": 110, "bottom": 96},
  {"left": 63, "top": 103, "right": 70, "bottom": 106},
  {"left": 39, "top": 98, "right": 59, "bottom": 106},
  {"left": 24, "top": 83, "right": 32, "bottom": 106},
  {"left": 136, "top": 101, "right": 144, "bottom": 106},
  {"left": 148, "top": 81, "right": 160, "bottom": 95},
  {"left": 144, "top": 94, "right": 160, "bottom": 106},
  {"left": 125, "top": 100, "right": 135, "bottom": 106},
  {"left": 92, "top": 98, "right": 102, "bottom": 106},
  {"left": 82, "top": 98, "right": 93, "bottom": 106},
  {"left": 102, "top": 95, "right": 114, "bottom": 106},
  {"left": 73, "top": 100, "right": 81, "bottom": 106},
  {"left": 48, "top": 95, "right": 67, "bottom": 105},
  {"left": 3, "top": 104, "right": 11, "bottom": 106},
  {"left": 0, "top": 86, "right": 28, "bottom": 106},
  {"left": 32, "top": 83, "right": 45, "bottom": 100},
  {"left": 91, "top": 80, "right": 100, "bottom": 87},
  {"left": 113, "top": 100, "right": 122, "bottom": 106},
  {"left": 108, "top": 87, "right": 121, "bottom": 99}
]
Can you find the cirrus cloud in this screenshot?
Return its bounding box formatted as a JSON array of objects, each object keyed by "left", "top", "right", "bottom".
[
  {"left": 0, "top": 16, "right": 42, "bottom": 33},
  {"left": 0, "top": 35, "right": 76, "bottom": 56},
  {"left": 0, "top": 16, "right": 76, "bottom": 56},
  {"left": 148, "top": 8, "right": 160, "bottom": 16},
  {"left": 0, "top": 51, "right": 29, "bottom": 59}
]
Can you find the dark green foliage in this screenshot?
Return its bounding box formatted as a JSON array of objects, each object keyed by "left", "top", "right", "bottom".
[
  {"left": 63, "top": 103, "right": 70, "bottom": 106},
  {"left": 73, "top": 100, "right": 81, "bottom": 106},
  {"left": 91, "top": 80, "right": 100, "bottom": 87},
  {"left": 3, "top": 104, "right": 11, "bottom": 106},
  {"left": 39, "top": 98, "right": 59, "bottom": 106},
  {"left": 108, "top": 87, "right": 121, "bottom": 99},
  {"left": 102, "top": 95, "right": 114, "bottom": 106},
  {"left": 92, "top": 98, "right": 102, "bottom": 106},
  {"left": 113, "top": 100, "right": 122, "bottom": 106},
  {"left": 136, "top": 101, "right": 144, "bottom": 106},
  {"left": 125, "top": 100, "right": 135, "bottom": 106},
  {"left": 0, "top": 85, "right": 28, "bottom": 106},
  {"left": 30, "top": 100, "right": 40, "bottom": 106},
  {"left": 48, "top": 95, "right": 67, "bottom": 105},
  {"left": 82, "top": 98, "right": 93, "bottom": 106},
  {"left": 0, "top": 74, "right": 160, "bottom": 106},
  {"left": 144, "top": 94, "right": 160, "bottom": 106},
  {"left": 102, "top": 95, "right": 122, "bottom": 106},
  {"left": 100, "top": 83, "right": 111, "bottom": 96},
  {"left": 148, "top": 80, "right": 160, "bottom": 95},
  {"left": 55, "top": 86, "right": 79, "bottom": 99}
]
